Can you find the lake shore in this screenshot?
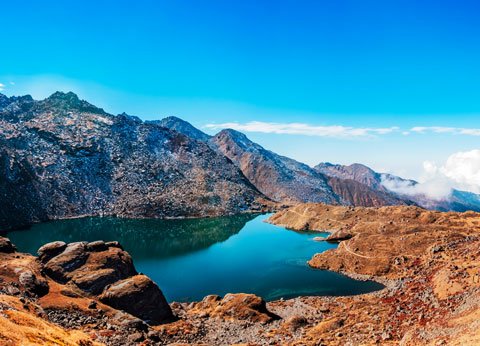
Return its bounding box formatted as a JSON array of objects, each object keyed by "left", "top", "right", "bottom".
[{"left": 1, "top": 204, "right": 480, "bottom": 345}]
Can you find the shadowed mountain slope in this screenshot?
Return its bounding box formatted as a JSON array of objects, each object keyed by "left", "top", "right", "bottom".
[{"left": 0, "top": 92, "right": 267, "bottom": 231}]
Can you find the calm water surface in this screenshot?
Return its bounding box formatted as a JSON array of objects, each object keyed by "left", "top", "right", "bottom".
[{"left": 4, "top": 214, "right": 383, "bottom": 301}]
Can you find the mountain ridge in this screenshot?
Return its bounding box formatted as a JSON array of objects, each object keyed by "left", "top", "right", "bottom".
[
  {"left": 0, "top": 92, "right": 269, "bottom": 231},
  {"left": 161, "top": 115, "right": 480, "bottom": 211},
  {"left": 2, "top": 91, "right": 480, "bottom": 232}
]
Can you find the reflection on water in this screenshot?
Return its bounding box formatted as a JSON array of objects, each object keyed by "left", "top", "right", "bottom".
[
  {"left": 5, "top": 214, "right": 255, "bottom": 259},
  {"left": 5, "top": 214, "right": 384, "bottom": 302}
]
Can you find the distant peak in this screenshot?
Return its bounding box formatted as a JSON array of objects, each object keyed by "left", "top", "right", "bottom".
[
  {"left": 158, "top": 116, "right": 210, "bottom": 141},
  {"left": 316, "top": 162, "right": 335, "bottom": 168},
  {"left": 161, "top": 115, "right": 186, "bottom": 122},
  {"left": 218, "top": 128, "right": 248, "bottom": 139},
  {"left": 349, "top": 163, "right": 371, "bottom": 170},
  {"left": 213, "top": 129, "right": 257, "bottom": 149},
  {"left": 42, "top": 91, "right": 106, "bottom": 114},
  {"left": 47, "top": 91, "right": 79, "bottom": 102}
]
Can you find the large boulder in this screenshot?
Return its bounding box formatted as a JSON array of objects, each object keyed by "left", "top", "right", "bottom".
[
  {"left": 40, "top": 240, "right": 137, "bottom": 294},
  {"left": 99, "top": 274, "right": 173, "bottom": 324},
  {"left": 18, "top": 270, "right": 49, "bottom": 297},
  {"left": 71, "top": 268, "right": 119, "bottom": 295},
  {"left": 190, "top": 293, "right": 279, "bottom": 324},
  {"left": 0, "top": 237, "right": 17, "bottom": 253},
  {"left": 42, "top": 242, "right": 89, "bottom": 282},
  {"left": 37, "top": 241, "right": 67, "bottom": 263},
  {"left": 39, "top": 240, "right": 171, "bottom": 324},
  {"left": 326, "top": 229, "right": 354, "bottom": 241}
]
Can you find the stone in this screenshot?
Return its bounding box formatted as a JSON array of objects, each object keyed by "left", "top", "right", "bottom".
[
  {"left": 0, "top": 237, "right": 17, "bottom": 253},
  {"left": 326, "top": 229, "right": 354, "bottom": 242},
  {"left": 128, "top": 332, "right": 145, "bottom": 343},
  {"left": 284, "top": 316, "right": 308, "bottom": 331},
  {"left": 43, "top": 242, "right": 89, "bottom": 282},
  {"left": 191, "top": 293, "right": 279, "bottom": 324},
  {"left": 37, "top": 241, "right": 67, "bottom": 263},
  {"left": 105, "top": 241, "right": 123, "bottom": 250},
  {"left": 99, "top": 275, "right": 173, "bottom": 324},
  {"left": 86, "top": 240, "right": 108, "bottom": 252},
  {"left": 18, "top": 270, "right": 49, "bottom": 296},
  {"left": 72, "top": 268, "right": 119, "bottom": 295}
]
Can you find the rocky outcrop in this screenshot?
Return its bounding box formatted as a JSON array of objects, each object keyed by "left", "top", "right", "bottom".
[
  {"left": 325, "top": 228, "right": 354, "bottom": 241},
  {"left": 99, "top": 275, "right": 173, "bottom": 324},
  {"left": 188, "top": 293, "right": 279, "bottom": 324},
  {"left": 0, "top": 237, "right": 17, "bottom": 253},
  {"left": 37, "top": 239, "right": 173, "bottom": 323},
  {"left": 0, "top": 92, "right": 268, "bottom": 231},
  {"left": 0, "top": 236, "right": 285, "bottom": 345}
]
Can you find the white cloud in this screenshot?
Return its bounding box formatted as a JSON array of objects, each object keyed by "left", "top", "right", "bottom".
[
  {"left": 9, "top": 81, "right": 15, "bottom": 86},
  {"left": 382, "top": 149, "right": 480, "bottom": 200},
  {"left": 440, "top": 150, "right": 480, "bottom": 193},
  {"left": 381, "top": 167, "right": 453, "bottom": 201},
  {"left": 0, "top": 83, "right": 5, "bottom": 91},
  {"left": 411, "top": 126, "right": 480, "bottom": 136},
  {"left": 205, "top": 121, "right": 399, "bottom": 138}
]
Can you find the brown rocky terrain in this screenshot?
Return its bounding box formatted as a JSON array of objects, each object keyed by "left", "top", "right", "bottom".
[
  {"left": 2, "top": 204, "right": 480, "bottom": 345},
  {"left": 325, "top": 176, "right": 412, "bottom": 208},
  {"left": 268, "top": 203, "right": 480, "bottom": 345}
]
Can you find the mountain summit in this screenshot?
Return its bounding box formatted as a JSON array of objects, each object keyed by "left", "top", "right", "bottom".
[{"left": 156, "top": 116, "right": 211, "bottom": 142}]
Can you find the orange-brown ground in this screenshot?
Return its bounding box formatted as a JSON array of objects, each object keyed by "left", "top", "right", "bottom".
[
  {"left": 2, "top": 204, "right": 480, "bottom": 345},
  {"left": 268, "top": 204, "right": 480, "bottom": 345}
]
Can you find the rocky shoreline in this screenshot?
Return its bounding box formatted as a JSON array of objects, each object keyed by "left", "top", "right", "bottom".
[
  {"left": 267, "top": 204, "right": 480, "bottom": 345},
  {"left": 2, "top": 204, "right": 480, "bottom": 345}
]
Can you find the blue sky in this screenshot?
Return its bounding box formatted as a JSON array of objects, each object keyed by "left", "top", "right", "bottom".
[{"left": 2, "top": 0, "right": 480, "bottom": 181}]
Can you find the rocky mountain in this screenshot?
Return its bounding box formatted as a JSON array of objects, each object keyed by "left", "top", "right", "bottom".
[
  {"left": 0, "top": 92, "right": 268, "bottom": 231},
  {"left": 325, "top": 176, "right": 413, "bottom": 207},
  {"left": 158, "top": 117, "right": 343, "bottom": 204},
  {"left": 210, "top": 129, "right": 342, "bottom": 204},
  {"left": 316, "top": 162, "right": 480, "bottom": 212},
  {"left": 160, "top": 116, "right": 480, "bottom": 211},
  {"left": 2, "top": 91, "right": 479, "bottom": 232},
  {"left": 316, "top": 162, "right": 387, "bottom": 191}
]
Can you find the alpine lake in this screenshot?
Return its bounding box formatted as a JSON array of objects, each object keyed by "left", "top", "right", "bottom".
[{"left": 4, "top": 214, "right": 383, "bottom": 302}]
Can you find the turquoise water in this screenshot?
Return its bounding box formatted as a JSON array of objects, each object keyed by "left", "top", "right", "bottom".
[{"left": 4, "top": 214, "right": 383, "bottom": 302}]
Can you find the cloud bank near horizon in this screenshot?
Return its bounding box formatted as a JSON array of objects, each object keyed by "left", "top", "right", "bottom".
[
  {"left": 205, "top": 121, "right": 399, "bottom": 138},
  {"left": 381, "top": 149, "right": 480, "bottom": 199},
  {"left": 205, "top": 121, "right": 480, "bottom": 139},
  {"left": 409, "top": 126, "right": 480, "bottom": 136}
]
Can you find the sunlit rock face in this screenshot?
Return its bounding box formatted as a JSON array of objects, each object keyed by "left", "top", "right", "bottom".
[
  {"left": 0, "top": 92, "right": 266, "bottom": 231},
  {"left": 210, "top": 128, "right": 341, "bottom": 204}
]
